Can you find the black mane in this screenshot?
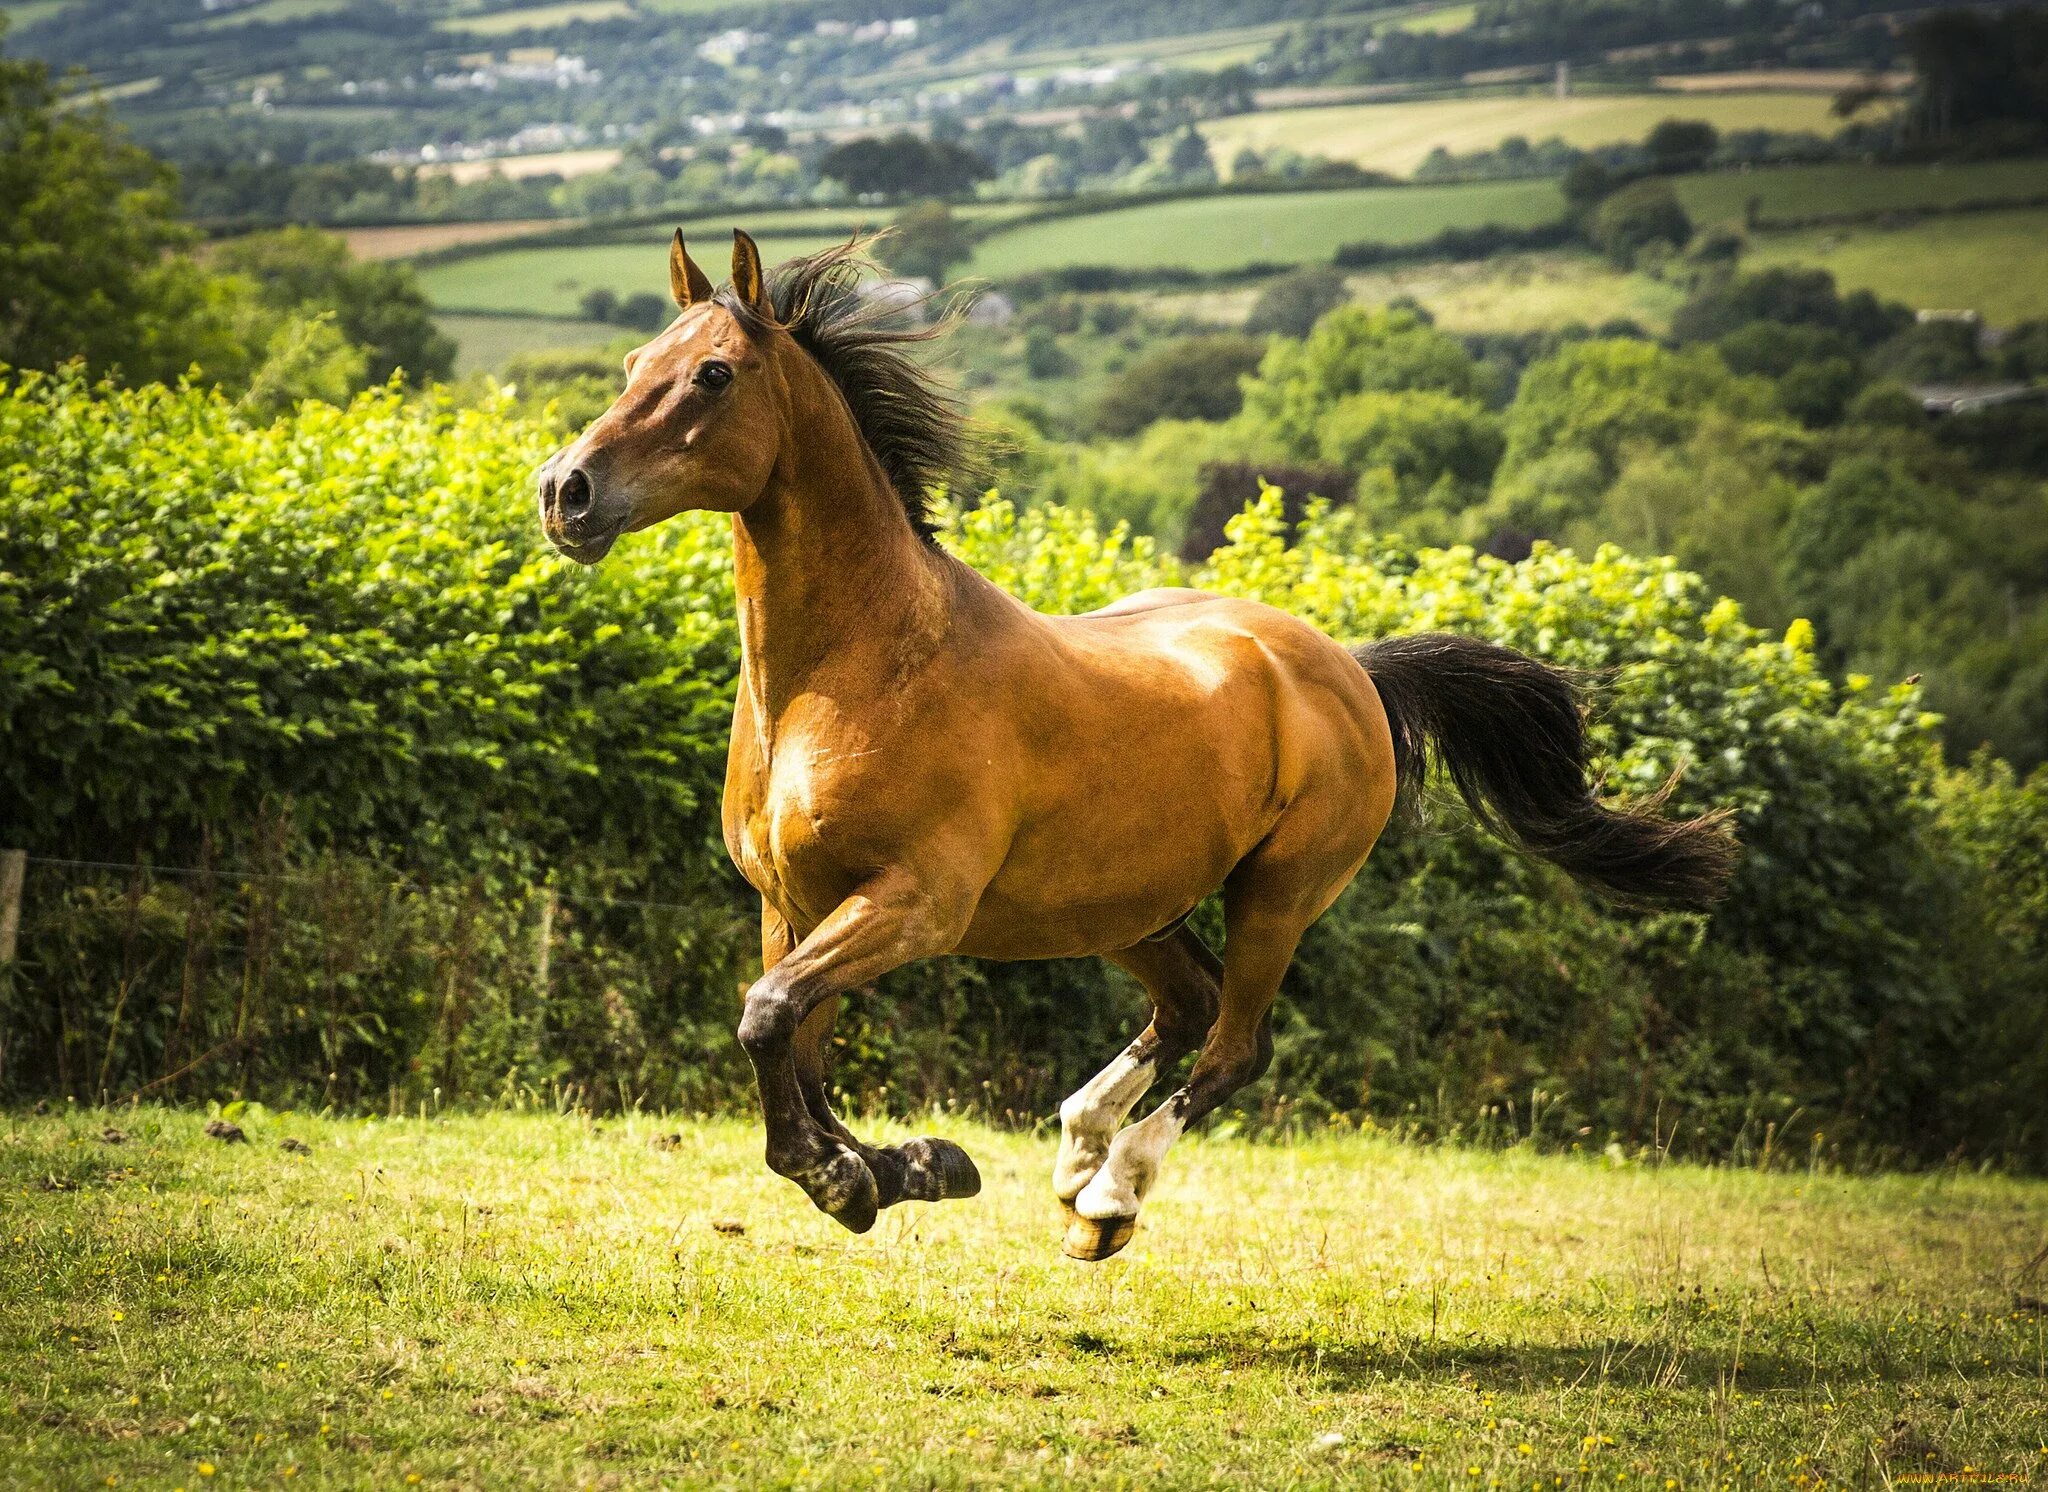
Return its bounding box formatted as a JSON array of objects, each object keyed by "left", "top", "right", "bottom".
[{"left": 716, "top": 238, "right": 981, "bottom": 538}]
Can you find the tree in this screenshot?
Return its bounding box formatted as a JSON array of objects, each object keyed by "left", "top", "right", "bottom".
[
  {"left": 210, "top": 227, "right": 455, "bottom": 384},
  {"left": 1644, "top": 117, "right": 1720, "bottom": 173},
  {"left": 816, "top": 134, "right": 992, "bottom": 199},
  {"left": 1585, "top": 180, "right": 1692, "bottom": 265},
  {"left": 1673, "top": 267, "right": 1913, "bottom": 347},
  {"left": 1497, "top": 338, "right": 1780, "bottom": 491},
  {"left": 1561, "top": 158, "right": 1615, "bottom": 215},
  {"left": 1244, "top": 266, "right": 1349, "bottom": 338},
  {"left": 1316, "top": 388, "right": 1505, "bottom": 502},
  {"left": 1165, "top": 127, "right": 1217, "bottom": 184},
  {"left": 1023, "top": 327, "right": 1071, "bottom": 380},
  {"left": 1091, "top": 334, "right": 1266, "bottom": 437},
  {"left": 1178, "top": 460, "right": 1350, "bottom": 563},
  {"left": 883, "top": 201, "right": 973, "bottom": 285},
  {"left": 1240, "top": 304, "right": 1490, "bottom": 457},
  {"left": 0, "top": 50, "right": 244, "bottom": 384}
]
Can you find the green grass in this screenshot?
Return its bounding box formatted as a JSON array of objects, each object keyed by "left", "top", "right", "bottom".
[
  {"left": 435, "top": 313, "right": 620, "bottom": 374},
  {"left": 194, "top": 0, "right": 350, "bottom": 29},
  {"left": 6, "top": 1108, "right": 2045, "bottom": 1489},
  {"left": 1202, "top": 92, "right": 1854, "bottom": 179},
  {"left": 1745, "top": 207, "right": 2048, "bottom": 323},
  {"left": 435, "top": 0, "right": 631, "bottom": 34},
  {"left": 417, "top": 233, "right": 850, "bottom": 316},
  {"left": 0, "top": 0, "right": 76, "bottom": 25},
  {"left": 1387, "top": 3, "right": 1477, "bottom": 36},
  {"left": 965, "top": 181, "right": 1565, "bottom": 277},
  {"left": 1677, "top": 158, "right": 2048, "bottom": 225}
]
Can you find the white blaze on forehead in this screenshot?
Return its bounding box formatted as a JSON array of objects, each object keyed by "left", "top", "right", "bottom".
[{"left": 1072, "top": 1089, "right": 1189, "bottom": 1222}]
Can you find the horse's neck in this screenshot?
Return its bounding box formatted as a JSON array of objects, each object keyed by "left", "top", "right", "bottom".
[{"left": 730, "top": 390, "right": 952, "bottom": 739}]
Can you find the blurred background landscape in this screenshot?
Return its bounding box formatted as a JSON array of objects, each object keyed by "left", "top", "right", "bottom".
[{"left": 2, "top": 0, "right": 2046, "bottom": 1167}]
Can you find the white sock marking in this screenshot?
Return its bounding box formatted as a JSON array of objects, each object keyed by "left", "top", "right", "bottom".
[
  {"left": 1072, "top": 1090, "right": 1189, "bottom": 1222},
  {"left": 1054, "top": 1043, "right": 1156, "bottom": 1202}
]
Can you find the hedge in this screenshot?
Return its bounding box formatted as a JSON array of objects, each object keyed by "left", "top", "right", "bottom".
[{"left": 2, "top": 370, "right": 2042, "bottom": 1165}]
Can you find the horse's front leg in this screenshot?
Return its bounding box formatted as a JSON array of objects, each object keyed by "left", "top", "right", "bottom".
[{"left": 739, "top": 875, "right": 971, "bottom": 1233}]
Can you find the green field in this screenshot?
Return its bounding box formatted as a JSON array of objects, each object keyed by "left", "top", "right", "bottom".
[
  {"left": 1677, "top": 158, "right": 2048, "bottom": 224},
  {"left": 6, "top": 1109, "right": 2044, "bottom": 1489},
  {"left": 1203, "top": 92, "right": 1853, "bottom": 179},
  {"left": 195, "top": 0, "right": 350, "bottom": 29},
  {"left": 0, "top": 0, "right": 75, "bottom": 24},
  {"left": 1388, "top": 3, "right": 1477, "bottom": 35},
  {"left": 966, "top": 180, "right": 1565, "bottom": 277},
  {"left": 1747, "top": 206, "right": 2048, "bottom": 322},
  {"left": 418, "top": 233, "right": 850, "bottom": 316},
  {"left": 436, "top": 0, "right": 631, "bottom": 34},
  {"left": 436, "top": 312, "right": 621, "bottom": 374}
]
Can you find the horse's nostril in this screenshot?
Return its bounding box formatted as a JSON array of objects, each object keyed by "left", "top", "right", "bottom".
[{"left": 558, "top": 467, "right": 594, "bottom": 520}]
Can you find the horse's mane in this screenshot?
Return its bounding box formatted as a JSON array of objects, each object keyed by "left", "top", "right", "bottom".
[{"left": 716, "top": 237, "right": 982, "bottom": 539}]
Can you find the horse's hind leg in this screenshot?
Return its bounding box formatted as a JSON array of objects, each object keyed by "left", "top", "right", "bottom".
[
  {"left": 1053, "top": 927, "right": 1220, "bottom": 1236},
  {"left": 1065, "top": 888, "right": 1307, "bottom": 1261}
]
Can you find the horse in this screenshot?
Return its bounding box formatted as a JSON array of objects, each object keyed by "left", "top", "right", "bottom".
[{"left": 535, "top": 230, "right": 1737, "bottom": 1261}]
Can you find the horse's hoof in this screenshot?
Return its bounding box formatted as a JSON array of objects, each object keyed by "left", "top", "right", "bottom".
[
  {"left": 805, "top": 1146, "right": 879, "bottom": 1234},
  {"left": 1062, "top": 1213, "right": 1136, "bottom": 1262},
  {"left": 898, "top": 1137, "right": 981, "bottom": 1201}
]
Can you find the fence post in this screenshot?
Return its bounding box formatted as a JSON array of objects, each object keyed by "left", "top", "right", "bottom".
[
  {"left": 534, "top": 888, "right": 556, "bottom": 999},
  {"left": 0, "top": 849, "right": 24, "bottom": 965}
]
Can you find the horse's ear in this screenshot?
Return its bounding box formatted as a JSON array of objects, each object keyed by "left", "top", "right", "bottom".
[
  {"left": 730, "top": 229, "right": 770, "bottom": 315},
  {"left": 669, "top": 229, "right": 713, "bottom": 309}
]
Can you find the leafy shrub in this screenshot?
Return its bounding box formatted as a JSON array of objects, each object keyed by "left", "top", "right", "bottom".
[
  {"left": 2, "top": 371, "right": 2043, "bottom": 1166},
  {"left": 1586, "top": 180, "right": 1692, "bottom": 266},
  {"left": 1090, "top": 333, "right": 1266, "bottom": 437}
]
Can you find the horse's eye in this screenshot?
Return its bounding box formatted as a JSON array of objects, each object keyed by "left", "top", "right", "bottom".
[{"left": 696, "top": 360, "right": 733, "bottom": 391}]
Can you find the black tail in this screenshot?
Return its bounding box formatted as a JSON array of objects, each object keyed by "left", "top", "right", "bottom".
[{"left": 1354, "top": 632, "right": 1737, "bottom": 909}]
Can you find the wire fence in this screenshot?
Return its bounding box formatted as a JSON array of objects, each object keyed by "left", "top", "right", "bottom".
[{"left": 0, "top": 846, "right": 1143, "bottom": 1123}]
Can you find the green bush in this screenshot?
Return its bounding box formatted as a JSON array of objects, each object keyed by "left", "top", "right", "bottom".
[{"left": 2, "top": 370, "right": 2043, "bottom": 1166}]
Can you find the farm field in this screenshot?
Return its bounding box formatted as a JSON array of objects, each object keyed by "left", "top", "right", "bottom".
[
  {"left": 1201, "top": 91, "right": 1854, "bottom": 178},
  {"left": 1149, "top": 250, "right": 1680, "bottom": 337},
  {"left": 435, "top": 312, "right": 620, "bottom": 373},
  {"left": 965, "top": 179, "right": 1565, "bottom": 277},
  {"left": 436, "top": 0, "right": 632, "bottom": 33},
  {"left": 417, "top": 233, "right": 849, "bottom": 315},
  {"left": 5, "top": 1108, "right": 2044, "bottom": 1490},
  {"left": 338, "top": 218, "right": 564, "bottom": 261},
  {"left": 1676, "top": 157, "right": 2048, "bottom": 225},
  {"left": 1745, "top": 207, "right": 2048, "bottom": 322},
  {"left": 423, "top": 147, "right": 623, "bottom": 185}
]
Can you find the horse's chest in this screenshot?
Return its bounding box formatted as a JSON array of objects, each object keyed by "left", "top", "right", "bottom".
[{"left": 723, "top": 735, "right": 870, "bottom": 923}]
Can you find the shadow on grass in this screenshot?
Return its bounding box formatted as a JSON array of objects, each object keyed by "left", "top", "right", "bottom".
[{"left": 1123, "top": 1330, "right": 1973, "bottom": 1392}]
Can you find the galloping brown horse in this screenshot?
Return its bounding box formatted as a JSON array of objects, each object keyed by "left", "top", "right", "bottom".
[{"left": 536, "top": 231, "right": 1735, "bottom": 1260}]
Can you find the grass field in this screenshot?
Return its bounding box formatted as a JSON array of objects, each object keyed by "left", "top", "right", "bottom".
[
  {"left": 418, "top": 233, "right": 851, "bottom": 316},
  {"left": 337, "top": 219, "right": 564, "bottom": 261},
  {"left": 1149, "top": 250, "right": 1681, "bottom": 337},
  {"left": 435, "top": 0, "right": 631, "bottom": 33},
  {"left": 424, "top": 147, "right": 623, "bottom": 185},
  {"left": 1746, "top": 207, "right": 2048, "bottom": 322},
  {"left": 966, "top": 180, "right": 1565, "bottom": 277},
  {"left": 1203, "top": 92, "right": 1853, "bottom": 179},
  {"left": 1678, "top": 158, "right": 2048, "bottom": 224},
  {"left": 435, "top": 312, "right": 620, "bottom": 374},
  {"left": 6, "top": 1108, "right": 2044, "bottom": 1490},
  {"left": 1387, "top": 3, "right": 1477, "bottom": 35}
]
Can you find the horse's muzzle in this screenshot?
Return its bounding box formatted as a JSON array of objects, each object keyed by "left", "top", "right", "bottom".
[{"left": 537, "top": 457, "right": 623, "bottom": 564}]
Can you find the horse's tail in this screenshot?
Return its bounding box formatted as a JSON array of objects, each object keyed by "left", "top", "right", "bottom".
[{"left": 1353, "top": 632, "right": 1737, "bottom": 909}]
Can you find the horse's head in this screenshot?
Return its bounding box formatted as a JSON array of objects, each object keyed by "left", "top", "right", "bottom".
[{"left": 537, "top": 230, "right": 783, "bottom": 565}]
